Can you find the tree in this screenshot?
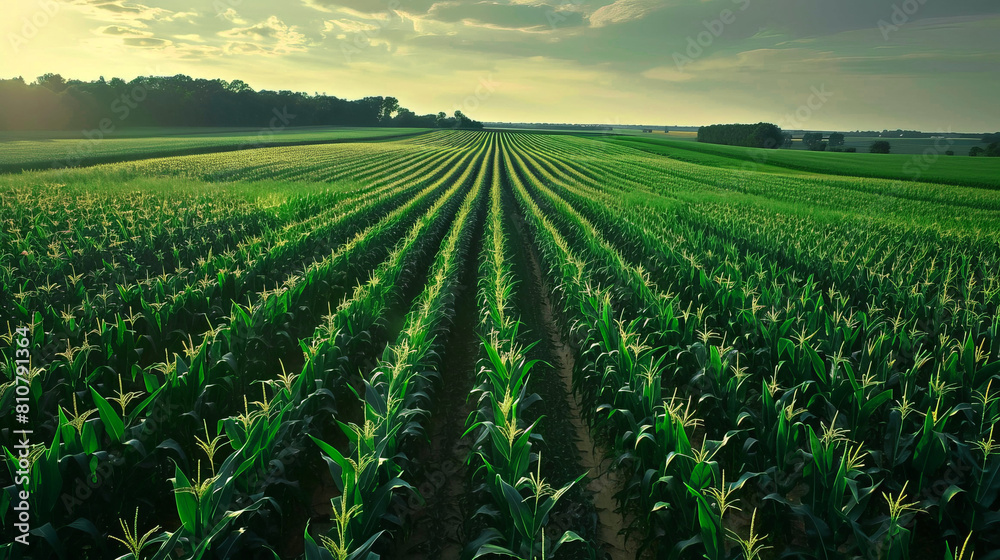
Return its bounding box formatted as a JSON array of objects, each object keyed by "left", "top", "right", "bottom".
[
  {"left": 226, "top": 79, "right": 253, "bottom": 93},
  {"left": 829, "top": 132, "right": 845, "bottom": 147},
  {"left": 0, "top": 73, "right": 467, "bottom": 131},
  {"left": 697, "top": 123, "right": 784, "bottom": 149},
  {"left": 35, "top": 73, "right": 67, "bottom": 93},
  {"left": 453, "top": 110, "right": 484, "bottom": 130},
  {"left": 987, "top": 142, "right": 1000, "bottom": 157},
  {"left": 380, "top": 97, "right": 399, "bottom": 122},
  {"left": 945, "top": 150, "right": 954, "bottom": 156},
  {"left": 970, "top": 146, "right": 985, "bottom": 156},
  {"left": 870, "top": 141, "right": 891, "bottom": 154},
  {"left": 802, "top": 132, "right": 824, "bottom": 150}
]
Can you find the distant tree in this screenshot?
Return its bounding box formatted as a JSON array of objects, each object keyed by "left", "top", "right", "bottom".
[
  {"left": 434, "top": 111, "right": 449, "bottom": 128},
  {"left": 35, "top": 73, "right": 67, "bottom": 93},
  {"left": 987, "top": 142, "right": 1000, "bottom": 157},
  {"left": 226, "top": 79, "right": 253, "bottom": 93},
  {"left": 829, "top": 132, "right": 845, "bottom": 147},
  {"left": 697, "top": 123, "right": 784, "bottom": 149},
  {"left": 802, "top": 132, "right": 824, "bottom": 150},
  {"left": 970, "top": 146, "right": 985, "bottom": 156},
  {"left": 392, "top": 107, "right": 415, "bottom": 124},
  {"left": 391, "top": 107, "right": 438, "bottom": 128},
  {"left": 453, "top": 110, "right": 484, "bottom": 129},
  {"left": 845, "top": 147, "right": 857, "bottom": 152},
  {"left": 380, "top": 97, "right": 399, "bottom": 122},
  {"left": 870, "top": 141, "right": 891, "bottom": 154},
  {"left": 0, "top": 73, "right": 464, "bottom": 130},
  {"left": 945, "top": 150, "right": 954, "bottom": 156}
]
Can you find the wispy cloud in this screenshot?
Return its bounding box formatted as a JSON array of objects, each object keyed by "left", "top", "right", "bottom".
[
  {"left": 588, "top": 0, "right": 666, "bottom": 28},
  {"left": 219, "top": 16, "right": 308, "bottom": 54}
]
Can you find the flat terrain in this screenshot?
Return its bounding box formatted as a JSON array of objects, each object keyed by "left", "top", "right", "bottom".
[
  {"left": 0, "top": 126, "right": 431, "bottom": 172},
  {"left": 598, "top": 134, "right": 1000, "bottom": 188},
  {"left": 2, "top": 129, "right": 999, "bottom": 559}
]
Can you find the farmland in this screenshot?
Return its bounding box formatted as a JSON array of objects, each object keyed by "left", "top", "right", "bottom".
[
  {"left": 598, "top": 135, "right": 1000, "bottom": 189},
  {"left": 2, "top": 129, "right": 1000, "bottom": 560},
  {"left": 0, "top": 127, "right": 431, "bottom": 174}
]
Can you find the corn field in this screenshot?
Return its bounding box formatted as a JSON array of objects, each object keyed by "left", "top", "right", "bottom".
[{"left": 2, "top": 130, "right": 999, "bottom": 560}]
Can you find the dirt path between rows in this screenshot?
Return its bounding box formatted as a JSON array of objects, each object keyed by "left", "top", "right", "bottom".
[
  {"left": 509, "top": 205, "right": 636, "bottom": 560},
  {"left": 392, "top": 198, "right": 486, "bottom": 559}
]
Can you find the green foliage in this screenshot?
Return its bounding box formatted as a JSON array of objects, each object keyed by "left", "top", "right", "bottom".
[
  {"left": 698, "top": 122, "right": 785, "bottom": 149},
  {"left": 3, "top": 129, "right": 1000, "bottom": 559},
  {"left": 870, "top": 140, "right": 892, "bottom": 154}
]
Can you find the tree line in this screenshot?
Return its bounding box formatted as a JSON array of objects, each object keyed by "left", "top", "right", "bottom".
[
  {"left": 970, "top": 143, "right": 1000, "bottom": 157},
  {"left": 697, "top": 123, "right": 786, "bottom": 149},
  {"left": 0, "top": 74, "right": 484, "bottom": 131}
]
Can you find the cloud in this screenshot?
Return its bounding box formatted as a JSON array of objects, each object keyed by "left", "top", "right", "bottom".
[
  {"left": 123, "top": 37, "right": 172, "bottom": 47},
  {"left": 68, "top": 0, "right": 198, "bottom": 27},
  {"left": 162, "top": 10, "right": 198, "bottom": 23},
  {"left": 219, "top": 8, "right": 248, "bottom": 25},
  {"left": 219, "top": 16, "right": 308, "bottom": 54},
  {"left": 98, "top": 25, "right": 152, "bottom": 36},
  {"left": 588, "top": 0, "right": 665, "bottom": 28},
  {"left": 324, "top": 19, "right": 382, "bottom": 33},
  {"left": 223, "top": 42, "right": 269, "bottom": 55},
  {"left": 427, "top": 1, "right": 585, "bottom": 31},
  {"left": 301, "top": 0, "right": 438, "bottom": 17}
]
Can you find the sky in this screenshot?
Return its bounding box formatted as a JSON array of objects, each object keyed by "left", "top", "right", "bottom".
[{"left": 2, "top": 0, "right": 999, "bottom": 131}]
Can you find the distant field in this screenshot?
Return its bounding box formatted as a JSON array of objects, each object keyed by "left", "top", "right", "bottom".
[
  {"left": 0, "top": 126, "right": 431, "bottom": 172},
  {"left": 606, "top": 129, "right": 698, "bottom": 138},
  {"left": 629, "top": 131, "right": 989, "bottom": 155},
  {"left": 838, "top": 136, "right": 987, "bottom": 155},
  {"left": 598, "top": 134, "right": 1000, "bottom": 189}
]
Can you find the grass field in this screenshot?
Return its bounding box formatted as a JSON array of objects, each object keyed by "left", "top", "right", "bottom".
[
  {"left": 836, "top": 136, "right": 988, "bottom": 156},
  {"left": 598, "top": 134, "right": 1000, "bottom": 189},
  {"left": 0, "top": 127, "right": 432, "bottom": 173},
  {"left": 2, "top": 130, "right": 1000, "bottom": 559},
  {"left": 647, "top": 131, "right": 989, "bottom": 155}
]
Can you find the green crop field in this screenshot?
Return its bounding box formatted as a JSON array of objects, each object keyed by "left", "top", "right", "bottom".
[
  {"left": 0, "top": 127, "right": 431, "bottom": 173},
  {"left": 599, "top": 135, "right": 1000, "bottom": 189},
  {"left": 2, "top": 130, "right": 1000, "bottom": 560}
]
